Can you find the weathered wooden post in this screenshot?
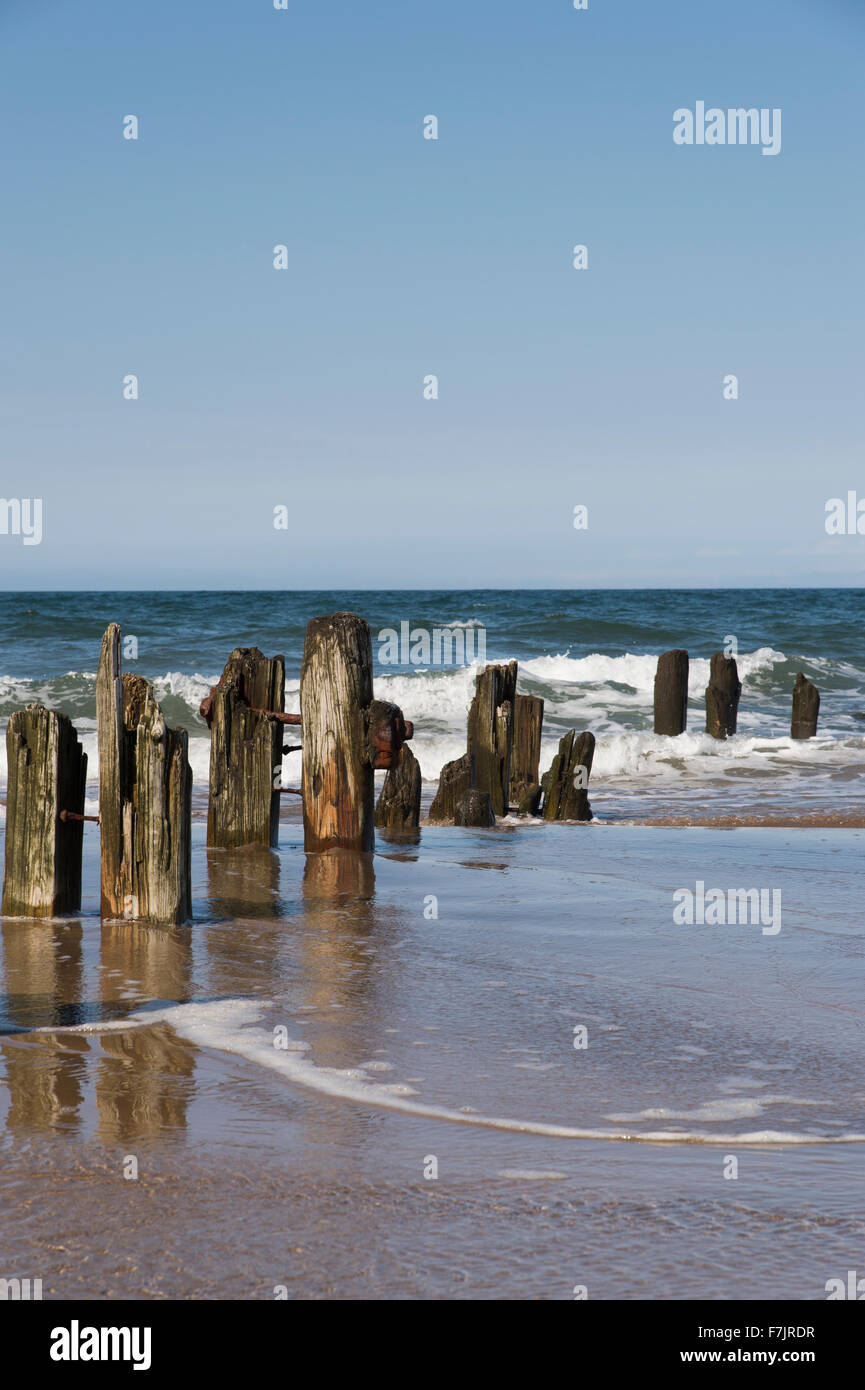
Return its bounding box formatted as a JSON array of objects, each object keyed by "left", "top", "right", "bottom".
[
  {"left": 542, "top": 730, "right": 595, "bottom": 821},
  {"left": 97, "top": 624, "right": 192, "bottom": 925},
  {"left": 454, "top": 788, "right": 495, "bottom": 826},
  {"left": 705, "top": 653, "right": 742, "bottom": 740},
  {"left": 429, "top": 753, "right": 472, "bottom": 824},
  {"left": 202, "top": 647, "right": 285, "bottom": 849},
  {"left": 301, "top": 613, "right": 413, "bottom": 852},
  {"left": 654, "top": 650, "right": 689, "bottom": 735},
  {"left": 467, "top": 661, "right": 517, "bottom": 818},
  {"left": 517, "top": 782, "right": 543, "bottom": 816},
  {"left": 791, "top": 673, "right": 820, "bottom": 740},
  {"left": 375, "top": 744, "right": 421, "bottom": 830},
  {"left": 2, "top": 705, "right": 87, "bottom": 917},
  {"left": 509, "top": 694, "right": 544, "bottom": 809}
]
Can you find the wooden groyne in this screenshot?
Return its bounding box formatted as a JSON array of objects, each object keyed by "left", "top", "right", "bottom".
[
  {"left": 429, "top": 657, "right": 594, "bottom": 824},
  {"left": 0, "top": 612, "right": 830, "bottom": 923}
]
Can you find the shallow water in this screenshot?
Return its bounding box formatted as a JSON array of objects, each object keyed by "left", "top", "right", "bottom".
[{"left": 1, "top": 820, "right": 863, "bottom": 1298}]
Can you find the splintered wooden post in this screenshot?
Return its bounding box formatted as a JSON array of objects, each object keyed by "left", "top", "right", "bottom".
[
  {"left": 2, "top": 705, "right": 87, "bottom": 917},
  {"left": 205, "top": 647, "right": 285, "bottom": 849},
  {"left": 509, "top": 694, "right": 544, "bottom": 809},
  {"left": 467, "top": 661, "right": 517, "bottom": 818},
  {"left": 791, "top": 673, "right": 820, "bottom": 740},
  {"left": 542, "top": 729, "right": 595, "bottom": 822},
  {"left": 301, "top": 615, "right": 413, "bottom": 851},
  {"left": 705, "top": 653, "right": 742, "bottom": 740},
  {"left": 375, "top": 744, "right": 421, "bottom": 831},
  {"left": 97, "top": 623, "right": 192, "bottom": 924},
  {"left": 654, "top": 650, "right": 689, "bottom": 735},
  {"left": 301, "top": 613, "right": 370, "bottom": 852},
  {"left": 428, "top": 753, "right": 472, "bottom": 824}
]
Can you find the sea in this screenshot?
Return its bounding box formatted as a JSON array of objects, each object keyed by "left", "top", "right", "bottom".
[
  {"left": 1, "top": 589, "right": 863, "bottom": 1299},
  {"left": 1, "top": 587, "right": 864, "bottom": 823}
]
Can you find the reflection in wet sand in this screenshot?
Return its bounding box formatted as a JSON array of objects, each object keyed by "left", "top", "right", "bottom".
[
  {"left": 96, "top": 922, "right": 197, "bottom": 1143},
  {"left": 203, "top": 847, "right": 292, "bottom": 1002},
  {"left": 205, "top": 846, "right": 284, "bottom": 922},
  {"left": 299, "top": 852, "right": 378, "bottom": 1067},
  {"left": 0, "top": 920, "right": 87, "bottom": 1132},
  {"left": 375, "top": 829, "right": 422, "bottom": 855}
]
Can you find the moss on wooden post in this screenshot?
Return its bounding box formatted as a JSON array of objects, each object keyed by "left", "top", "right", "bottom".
[{"left": 542, "top": 729, "right": 595, "bottom": 821}]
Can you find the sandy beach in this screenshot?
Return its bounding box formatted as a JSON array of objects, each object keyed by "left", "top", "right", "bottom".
[{"left": 2, "top": 816, "right": 863, "bottom": 1299}]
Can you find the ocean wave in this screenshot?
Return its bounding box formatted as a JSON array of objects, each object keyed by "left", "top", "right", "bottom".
[
  {"left": 17, "top": 998, "right": 863, "bottom": 1147},
  {"left": 0, "top": 651, "right": 863, "bottom": 792},
  {"left": 522, "top": 647, "right": 786, "bottom": 694}
]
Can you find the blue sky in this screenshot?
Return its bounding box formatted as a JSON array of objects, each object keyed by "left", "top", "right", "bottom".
[{"left": 0, "top": 0, "right": 863, "bottom": 589}]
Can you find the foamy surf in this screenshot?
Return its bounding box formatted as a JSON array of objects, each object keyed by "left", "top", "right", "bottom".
[
  {"left": 3, "top": 645, "right": 865, "bottom": 802},
  {"left": 12, "top": 999, "right": 865, "bottom": 1148}
]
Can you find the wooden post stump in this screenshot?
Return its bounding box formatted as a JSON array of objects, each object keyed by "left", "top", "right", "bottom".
[
  {"left": 2, "top": 705, "right": 87, "bottom": 917},
  {"left": 509, "top": 694, "right": 544, "bottom": 809},
  {"left": 204, "top": 647, "right": 285, "bottom": 849},
  {"left": 467, "top": 661, "right": 517, "bottom": 818},
  {"left": 375, "top": 744, "right": 421, "bottom": 830},
  {"left": 454, "top": 788, "right": 495, "bottom": 827},
  {"left": 654, "top": 650, "right": 689, "bottom": 735},
  {"left": 705, "top": 653, "right": 742, "bottom": 740},
  {"left": 428, "top": 753, "right": 472, "bottom": 824},
  {"left": 517, "top": 782, "right": 542, "bottom": 817},
  {"left": 542, "top": 730, "right": 595, "bottom": 821},
  {"left": 301, "top": 613, "right": 412, "bottom": 852},
  {"left": 791, "top": 673, "right": 820, "bottom": 740},
  {"left": 97, "top": 624, "right": 192, "bottom": 925}
]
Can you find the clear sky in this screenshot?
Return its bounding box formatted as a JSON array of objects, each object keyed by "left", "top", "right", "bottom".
[{"left": 0, "top": 0, "right": 863, "bottom": 589}]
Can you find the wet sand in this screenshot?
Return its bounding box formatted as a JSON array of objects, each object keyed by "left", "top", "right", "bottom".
[{"left": 1, "top": 818, "right": 864, "bottom": 1299}]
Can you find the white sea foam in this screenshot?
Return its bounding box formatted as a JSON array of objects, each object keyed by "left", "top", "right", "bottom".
[
  {"left": 11, "top": 999, "right": 864, "bottom": 1147},
  {"left": 522, "top": 647, "right": 784, "bottom": 693},
  {"left": 0, "top": 649, "right": 862, "bottom": 792},
  {"left": 152, "top": 671, "right": 218, "bottom": 706}
]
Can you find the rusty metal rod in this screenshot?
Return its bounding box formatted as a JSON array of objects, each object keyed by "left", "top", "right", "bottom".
[
  {"left": 59, "top": 810, "right": 100, "bottom": 824},
  {"left": 251, "top": 708, "right": 302, "bottom": 725}
]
